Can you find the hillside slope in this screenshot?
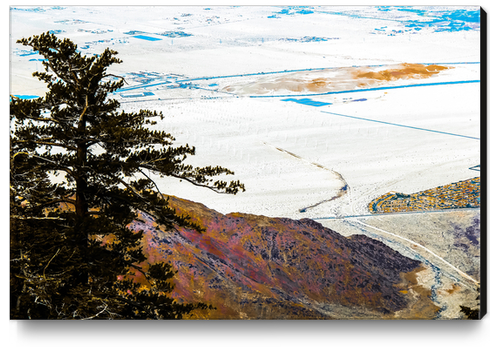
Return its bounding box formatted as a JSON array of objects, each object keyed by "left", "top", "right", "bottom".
[{"left": 129, "top": 196, "right": 440, "bottom": 319}]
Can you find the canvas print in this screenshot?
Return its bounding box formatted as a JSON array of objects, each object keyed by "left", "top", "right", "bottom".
[{"left": 9, "top": 5, "right": 484, "bottom": 320}]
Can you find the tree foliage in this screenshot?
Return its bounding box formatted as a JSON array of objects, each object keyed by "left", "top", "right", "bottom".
[{"left": 10, "top": 32, "right": 245, "bottom": 319}]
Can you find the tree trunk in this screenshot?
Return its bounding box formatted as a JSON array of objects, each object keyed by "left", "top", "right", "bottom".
[
  {"left": 75, "top": 110, "right": 89, "bottom": 289},
  {"left": 75, "top": 111, "right": 88, "bottom": 219}
]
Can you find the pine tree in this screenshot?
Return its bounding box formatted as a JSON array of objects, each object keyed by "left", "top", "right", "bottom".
[{"left": 10, "top": 32, "right": 245, "bottom": 319}]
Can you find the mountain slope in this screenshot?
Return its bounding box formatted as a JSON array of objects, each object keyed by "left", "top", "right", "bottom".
[{"left": 129, "top": 196, "right": 440, "bottom": 319}]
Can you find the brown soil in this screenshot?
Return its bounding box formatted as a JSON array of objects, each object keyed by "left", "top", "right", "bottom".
[
  {"left": 393, "top": 266, "right": 441, "bottom": 319},
  {"left": 354, "top": 63, "right": 450, "bottom": 82}
]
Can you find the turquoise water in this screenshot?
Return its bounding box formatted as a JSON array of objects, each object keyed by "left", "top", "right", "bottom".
[
  {"left": 12, "top": 95, "right": 39, "bottom": 100},
  {"left": 121, "top": 91, "right": 155, "bottom": 98},
  {"left": 399, "top": 8, "right": 480, "bottom": 32},
  {"left": 314, "top": 6, "right": 480, "bottom": 33},
  {"left": 133, "top": 35, "right": 161, "bottom": 41},
  {"left": 158, "top": 31, "right": 193, "bottom": 38},
  {"left": 274, "top": 6, "right": 315, "bottom": 16},
  {"left": 282, "top": 98, "right": 332, "bottom": 107}
]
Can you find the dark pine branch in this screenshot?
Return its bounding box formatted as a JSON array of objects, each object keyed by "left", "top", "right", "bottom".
[{"left": 10, "top": 32, "right": 242, "bottom": 320}]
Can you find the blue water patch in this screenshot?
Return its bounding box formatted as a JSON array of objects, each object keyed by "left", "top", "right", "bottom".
[
  {"left": 124, "top": 30, "right": 146, "bottom": 35},
  {"left": 296, "top": 9, "right": 314, "bottom": 15},
  {"left": 391, "top": 7, "right": 480, "bottom": 33},
  {"left": 352, "top": 98, "right": 367, "bottom": 102},
  {"left": 279, "top": 36, "right": 337, "bottom": 43},
  {"left": 12, "top": 95, "right": 39, "bottom": 100},
  {"left": 282, "top": 98, "right": 332, "bottom": 107},
  {"left": 11, "top": 6, "right": 64, "bottom": 12},
  {"left": 208, "top": 83, "right": 218, "bottom": 87},
  {"left": 273, "top": 6, "right": 315, "bottom": 17},
  {"left": 11, "top": 7, "right": 46, "bottom": 12},
  {"left": 156, "top": 31, "right": 193, "bottom": 38},
  {"left": 399, "top": 7, "right": 480, "bottom": 23},
  {"left": 18, "top": 51, "right": 37, "bottom": 57},
  {"left": 121, "top": 91, "right": 154, "bottom": 98},
  {"left": 133, "top": 35, "right": 161, "bottom": 41},
  {"left": 321, "top": 7, "right": 479, "bottom": 33},
  {"left": 54, "top": 19, "right": 88, "bottom": 25}
]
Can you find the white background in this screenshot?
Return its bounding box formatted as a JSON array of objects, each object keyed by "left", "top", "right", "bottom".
[{"left": 4, "top": 0, "right": 488, "bottom": 346}]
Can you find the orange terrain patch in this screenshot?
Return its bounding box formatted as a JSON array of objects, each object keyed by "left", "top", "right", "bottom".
[
  {"left": 306, "top": 78, "right": 330, "bottom": 91},
  {"left": 223, "top": 63, "right": 451, "bottom": 95},
  {"left": 354, "top": 63, "right": 450, "bottom": 81}
]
